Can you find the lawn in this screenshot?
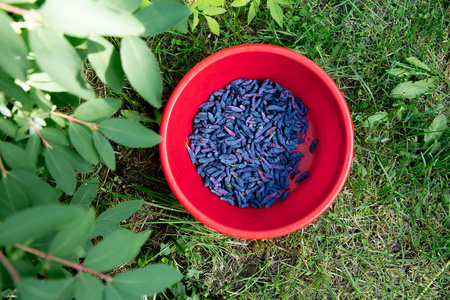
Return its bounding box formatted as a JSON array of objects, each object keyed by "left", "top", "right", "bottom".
[{"left": 91, "top": 0, "right": 450, "bottom": 299}]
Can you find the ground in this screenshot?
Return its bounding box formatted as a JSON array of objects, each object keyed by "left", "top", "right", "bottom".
[{"left": 86, "top": 1, "right": 449, "bottom": 299}]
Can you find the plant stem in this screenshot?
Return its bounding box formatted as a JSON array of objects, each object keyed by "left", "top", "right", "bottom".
[
  {"left": 51, "top": 112, "right": 98, "bottom": 130},
  {"left": 35, "top": 129, "right": 50, "bottom": 148},
  {"left": 0, "top": 2, "right": 41, "bottom": 21},
  {"left": 0, "top": 155, "right": 7, "bottom": 178},
  {"left": 0, "top": 2, "right": 28, "bottom": 15},
  {"left": 0, "top": 250, "right": 20, "bottom": 284},
  {"left": 15, "top": 244, "right": 113, "bottom": 283}
]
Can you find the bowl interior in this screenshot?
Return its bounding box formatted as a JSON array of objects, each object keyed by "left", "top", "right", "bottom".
[{"left": 160, "top": 45, "right": 353, "bottom": 239}]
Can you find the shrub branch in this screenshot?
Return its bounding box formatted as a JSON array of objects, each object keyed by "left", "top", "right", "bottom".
[
  {"left": 0, "top": 250, "right": 20, "bottom": 283},
  {"left": 0, "top": 155, "right": 7, "bottom": 177},
  {"left": 50, "top": 112, "right": 98, "bottom": 130},
  {"left": 15, "top": 244, "right": 113, "bottom": 282},
  {"left": 0, "top": 2, "right": 41, "bottom": 21}
]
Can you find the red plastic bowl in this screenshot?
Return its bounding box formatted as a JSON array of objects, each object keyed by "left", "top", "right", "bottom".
[{"left": 160, "top": 44, "right": 353, "bottom": 239}]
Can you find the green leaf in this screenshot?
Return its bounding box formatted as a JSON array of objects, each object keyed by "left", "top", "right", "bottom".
[
  {"left": 231, "top": 0, "right": 251, "bottom": 7},
  {"left": 202, "top": 7, "right": 226, "bottom": 15},
  {"left": 0, "top": 117, "right": 18, "bottom": 138},
  {"left": 192, "top": 10, "right": 199, "bottom": 30},
  {"left": 28, "top": 26, "right": 95, "bottom": 100},
  {"left": 90, "top": 219, "right": 119, "bottom": 237},
  {"left": 52, "top": 92, "right": 80, "bottom": 107},
  {"left": 39, "top": 261, "right": 71, "bottom": 280},
  {"left": 391, "top": 78, "right": 438, "bottom": 99},
  {"left": 395, "top": 106, "right": 405, "bottom": 121},
  {"left": 98, "top": 200, "right": 144, "bottom": 223},
  {"left": 19, "top": 278, "right": 74, "bottom": 300},
  {"left": 0, "top": 173, "right": 28, "bottom": 220},
  {"left": 1, "top": 263, "right": 12, "bottom": 291},
  {"left": 121, "top": 109, "right": 154, "bottom": 123},
  {"left": 10, "top": 260, "right": 41, "bottom": 280},
  {"left": 424, "top": 114, "right": 448, "bottom": 147},
  {"left": 29, "top": 88, "right": 54, "bottom": 111},
  {"left": 74, "top": 273, "right": 105, "bottom": 300},
  {"left": 49, "top": 209, "right": 95, "bottom": 257},
  {"left": 28, "top": 233, "right": 55, "bottom": 253},
  {"left": 7, "top": 170, "right": 58, "bottom": 207},
  {"left": 91, "top": 200, "right": 145, "bottom": 237},
  {"left": 40, "top": 0, "right": 144, "bottom": 38},
  {"left": 247, "top": 0, "right": 260, "bottom": 24},
  {"left": 84, "top": 229, "right": 151, "bottom": 272},
  {"left": 68, "top": 122, "right": 100, "bottom": 165},
  {"left": 93, "top": 131, "right": 116, "bottom": 170},
  {"left": 28, "top": 72, "right": 66, "bottom": 92},
  {"left": 70, "top": 177, "right": 100, "bottom": 207},
  {"left": 135, "top": 0, "right": 192, "bottom": 37},
  {"left": 45, "top": 146, "right": 76, "bottom": 195},
  {"left": 105, "top": 0, "right": 141, "bottom": 12},
  {"left": 0, "top": 172, "right": 54, "bottom": 221},
  {"left": 173, "top": 15, "right": 189, "bottom": 33},
  {"left": 26, "top": 134, "right": 41, "bottom": 164},
  {"left": 104, "top": 283, "right": 141, "bottom": 300},
  {"left": 0, "top": 11, "right": 29, "bottom": 82},
  {"left": 205, "top": 16, "right": 220, "bottom": 35},
  {"left": 267, "top": 0, "right": 283, "bottom": 27},
  {"left": 120, "top": 36, "right": 162, "bottom": 108},
  {"left": 0, "top": 75, "right": 34, "bottom": 110},
  {"left": 405, "top": 56, "right": 431, "bottom": 72},
  {"left": 98, "top": 118, "right": 161, "bottom": 147},
  {"left": 15, "top": 126, "right": 29, "bottom": 142},
  {"left": 74, "top": 97, "right": 122, "bottom": 122},
  {"left": 0, "top": 142, "right": 35, "bottom": 172},
  {"left": 66, "top": 36, "right": 88, "bottom": 49},
  {"left": 362, "top": 111, "right": 388, "bottom": 128},
  {"left": 387, "top": 68, "right": 413, "bottom": 78},
  {"left": 87, "top": 36, "right": 124, "bottom": 93},
  {"left": 0, "top": 204, "right": 83, "bottom": 245},
  {"left": 41, "top": 127, "right": 71, "bottom": 146},
  {"left": 113, "top": 264, "right": 182, "bottom": 296},
  {"left": 52, "top": 144, "right": 93, "bottom": 174},
  {"left": 202, "top": 0, "right": 224, "bottom": 6}
]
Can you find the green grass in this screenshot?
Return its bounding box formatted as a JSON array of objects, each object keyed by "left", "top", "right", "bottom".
[{"left": 100, "top": 0, "right": 450, "bottom": 299}]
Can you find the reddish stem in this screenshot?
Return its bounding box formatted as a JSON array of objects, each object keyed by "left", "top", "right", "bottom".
[
  {"left": 0, "top": 2, "right": 28, "bottom": 15},
  {"left": 0, "top": 155, "right": 7, "bottom": 178},
  {"left": 16, "top": 244, "right": 113, "bottom": 283},
  {"left": 0, "top": 251, "right": 20, "bottom": 283},
  {"left": 51, "top": 112, "right": 98, "bottom": 130},
  {"left": 0, "top": 2, "right": 41, "bottom": 20}
]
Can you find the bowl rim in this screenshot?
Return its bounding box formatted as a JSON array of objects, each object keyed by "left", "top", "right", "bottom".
[{"left": 160, "top": 44, "right": 354, "bottom": 239}]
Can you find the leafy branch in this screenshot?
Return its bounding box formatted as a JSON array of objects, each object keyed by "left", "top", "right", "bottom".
[
  {"left": 0, "top": 0, "right": 191, "bottom": 298},
  {"left": 15, "top": 244, "right": 113, "bottom": 283},
  {"left": 50, "top": 111, "right": 98, "bottom": 131}
]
